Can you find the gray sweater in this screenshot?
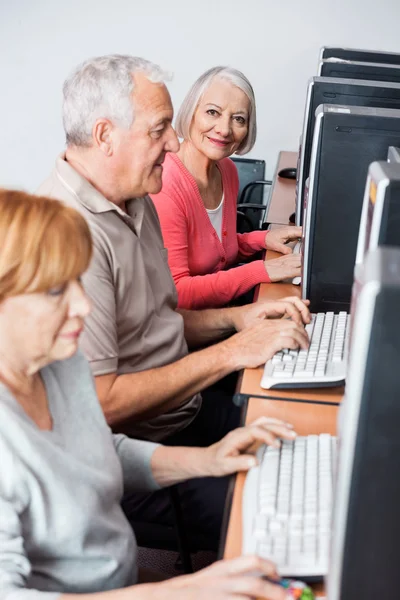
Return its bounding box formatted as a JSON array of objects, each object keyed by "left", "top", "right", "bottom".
[{"left": 0, "top": 351, "right": 160, "bottom": 599}]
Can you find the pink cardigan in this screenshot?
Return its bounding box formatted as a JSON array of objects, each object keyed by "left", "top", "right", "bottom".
[{"left": 151, "top": 153, "right": 270, "bottom": 309}]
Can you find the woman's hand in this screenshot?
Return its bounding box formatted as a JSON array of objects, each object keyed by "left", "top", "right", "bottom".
[
  {"left": 204, "top": 416, "right": 297, "bottom": 477},
  {"left": 264, "top": 254, "right": 301, "bottom": 282},
  {"left": 265, "top": 226, "right": 302, "bottom": 254},
  {"left": 136, "top": 555, "right": 286, "bottom": 600}
]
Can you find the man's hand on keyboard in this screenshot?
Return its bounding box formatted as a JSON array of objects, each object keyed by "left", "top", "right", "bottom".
[
  {"left": 151, "top": 555, "right": 286, "bottom": 600},
  {"left": 224, "top": 319, "right": 309, "bottom": 370},
  {"left": 264, "top": 254, "right": 302, "bottom": 282},
  {"left": 231, "top": 297, "right": 310, "bottom": 330},
  {"left": 205, "top": 416, "right": 297, "bottom": 477},
  {"left": 265, "top": 226, "right": 302, "bottom": 254}
]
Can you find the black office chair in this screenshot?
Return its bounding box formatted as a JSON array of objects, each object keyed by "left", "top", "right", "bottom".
[
  {"left": 237, "top": 180, "right": 272, "bottom": 233},
  {"left": 231, "top": 157, "right": 272, "bottom": 233}
]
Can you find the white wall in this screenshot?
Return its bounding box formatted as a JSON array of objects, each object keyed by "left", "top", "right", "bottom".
[{"left": 1, "top": 0, "right": 400, "bottom": 190}]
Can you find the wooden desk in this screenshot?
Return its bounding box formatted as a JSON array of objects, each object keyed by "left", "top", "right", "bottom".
[
  {"left": 222, "top": 151, "right": 344, "bottom": 598},
  {"left": 266, "top": 151, "right": 298, "bottom": 226}
]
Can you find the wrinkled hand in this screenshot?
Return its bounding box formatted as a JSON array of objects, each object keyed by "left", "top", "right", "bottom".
[
  {"left": 264, "top": 253, "right": 301, "bottom": 282},
  {"left": 223, "top": 318, "right": 309, "bottom": 370},
  {"left": 265, "top": 226, "right": 302, "bottom": 254},
  {"left": 141, "top": 555, "right": 286, "bottom": 600},
  {"left": 205, "top": 416, "right": 296, "bottom": 477},
  {"left": 232, "top": 297, "right": 310, "bottom": 331}
]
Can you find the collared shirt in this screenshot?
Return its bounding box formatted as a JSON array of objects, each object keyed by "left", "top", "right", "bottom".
[{"left": 37, "top": 155, "right": 201, "bottom": 441}]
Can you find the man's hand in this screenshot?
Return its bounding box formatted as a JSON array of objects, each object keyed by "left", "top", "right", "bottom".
[
  {"left": 139, "top": 555, "right": 286, "bottom": 600},
  {"left": 231, "top": 297, "right": 311, "bottom": 331},
  {"left": 264, "top": 254, "right": 302, "bottom": 282},
  {"left": 223, "top": 318, "right": 309, "bottom": 371},
  {"left": 265, "top": 226, "right": 302, "bottom": 254},
  {"left": 204, "top": 416, "right": 296, "bottom": 477}
]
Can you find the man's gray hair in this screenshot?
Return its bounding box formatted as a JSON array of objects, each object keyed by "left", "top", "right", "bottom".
[
  {"left": 175, "top": 66, "right": 257, "bottom": 155},
  {"left": 63, "top": 54, "right": 170, "bottom": 147}
]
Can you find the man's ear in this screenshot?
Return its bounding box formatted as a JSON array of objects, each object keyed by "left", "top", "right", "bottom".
[{"left": 92, "top": 118, "right": 114, "bottom": 156}]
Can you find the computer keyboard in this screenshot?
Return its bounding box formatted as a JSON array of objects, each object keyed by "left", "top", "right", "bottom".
[
  {"left": 261, "top": 312, "right": 349, "bottom": 389},
  {"left": 292, "top": 241, "right": 302, "bottom": 285},
  {"left": 242, "top": 434, "right": 337, "bottom": 578}
]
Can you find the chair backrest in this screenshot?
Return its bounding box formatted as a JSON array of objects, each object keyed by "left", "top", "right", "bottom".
[{"left": 231, "top": 157, "right": 266, "bottom": 205}]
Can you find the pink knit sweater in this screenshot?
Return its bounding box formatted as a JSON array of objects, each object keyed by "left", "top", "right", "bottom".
[{"left": 151, "top": 153, "right": 270, "bottom": 309}]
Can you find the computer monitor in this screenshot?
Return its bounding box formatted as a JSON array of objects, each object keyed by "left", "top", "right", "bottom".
[
  {"left": 356, "top": 161, "right": 400, "bottom": 266},
  {"left": 301, "top": 104, "right": 400, "bottom": 313},
  {"left": 320, "top": 59, "right": 400, "bottom": 84},
  {"left": 296, "top": 77, "right": 400, "bottom": 225},
  {"left": 327, "top": 246, "right": 400, "bottom": 600},
  {"left": 387, "top": 145, "right": 400, "bottom": 163},
  {"left": 319, "top": 47, "right": 400, "bottom": 73}
]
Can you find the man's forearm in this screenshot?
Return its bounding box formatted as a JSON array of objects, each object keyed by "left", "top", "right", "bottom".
[
  {"left": 178, "top": 306, "right": 241, "bottom": 347},
  {"left": 97, "top": 341, "right": 238, "bottom": 428}
]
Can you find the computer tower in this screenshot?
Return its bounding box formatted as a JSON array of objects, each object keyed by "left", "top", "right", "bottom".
[
  {"left": 327, "top": 246, "right": 400, "bottom": 600},
  {"left": 319, "top": 47, "right": 400, "bottom": 73},
  {"left": 302, "top": 104, "right": 400, "bottom": 313},
  {"left": 356, "top": 161, "right": 400, "bottom": 266},
  {"left": 296, "top": 77, "right": 400, "bottom": 225},
  {"left": 320, "top": 59, "right": 400, "bottom": 84}
]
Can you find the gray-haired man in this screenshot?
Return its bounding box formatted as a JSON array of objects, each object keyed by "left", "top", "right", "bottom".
[{"left": 38, "top": 54, "right": 309, "bottom": 551}]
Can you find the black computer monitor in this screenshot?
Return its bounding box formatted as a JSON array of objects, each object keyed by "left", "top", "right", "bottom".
[
  {"left": 355, "top": 160, "right": 400, "bottom": 266},
  {"left": 301, "top": 104, "right": 400, "bottom": 313},
  {"left": 320, "top": 59, "right": 400, "bottom": 84},
  {"left": 296, "top": 77, "right": 400, "bottom": 225},
  {"left": 319, "top": 47, "right": 400, "bottom": 72},
  {"left": 327, "top": 246, "right": 400, "bottom": 600}
]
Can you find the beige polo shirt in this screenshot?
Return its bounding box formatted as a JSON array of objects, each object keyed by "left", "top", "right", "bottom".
[{"left": 37, "top": 155, "right": 201, "bottom": 441}]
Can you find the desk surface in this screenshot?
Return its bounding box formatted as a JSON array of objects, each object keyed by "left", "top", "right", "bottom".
[
  {"left": 223, "top": 151, "right": 344, "bottom": 598},
  {"left": 266, "top": 151, "right": 298, "bottom": 226}
]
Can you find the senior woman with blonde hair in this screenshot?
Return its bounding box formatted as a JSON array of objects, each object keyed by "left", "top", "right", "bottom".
[
  {"left": 151, "top": 66, "right": 302, "bottom": 309},
  {"left": 0, "top": 189, "right": 294, "bottom": 599}
]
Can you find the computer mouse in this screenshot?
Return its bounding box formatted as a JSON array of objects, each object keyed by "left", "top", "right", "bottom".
[
  {"left": 278, "top": 167, "right": 297, "bottom": 180},
  {"left": 279, "top": 579, "right": 315, "bottom": 599}
]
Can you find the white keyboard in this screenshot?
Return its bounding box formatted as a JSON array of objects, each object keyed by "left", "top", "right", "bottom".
[
  {"left": 261, "top": 311, "right": 349, "bottom": 389},
  {"left": 242, "top": 434, "right": 337, "bottom": 578}
]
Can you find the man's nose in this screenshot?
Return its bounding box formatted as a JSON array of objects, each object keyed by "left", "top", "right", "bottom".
[{"left": 165, "top": 125, "right": 180, "bottom": 153}]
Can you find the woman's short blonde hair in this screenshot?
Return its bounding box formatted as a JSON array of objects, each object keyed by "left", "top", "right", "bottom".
[
  {"left": 175, "top": 66, "right": 257, "bottom": 155},
  {"left": 0, "top": 190, "right": 92, "bottom": 302}
]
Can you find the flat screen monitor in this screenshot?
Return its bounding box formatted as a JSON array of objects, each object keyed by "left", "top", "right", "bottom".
[
  {"left": 296, "top": 77, "right": 400, "bottom": 225},
  {"left": 320, "top": 59, "right": 400, "bottom": 84},
  {"left": 328, "top": 246, "right": 400, "bottom": 600},
  {"left": 319, "top": 47, "right": 400, "bottom": 73},
  {"left": 301, "top": 104, "right": 400, "bottom": 313},
  {"left": 355, "top": 160, "right": 400, "bottom": 266}
]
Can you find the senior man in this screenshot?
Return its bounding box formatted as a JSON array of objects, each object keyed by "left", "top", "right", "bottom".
[{"left": 38, "top": 54, "right": 309, "bottom": 550}]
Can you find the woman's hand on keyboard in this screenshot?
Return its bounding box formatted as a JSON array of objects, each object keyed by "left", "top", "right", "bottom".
[
  {"left": 231, "top": 297, "right": 310, "bottom": 330},
  {"left": 224, "top": 319, "right": 309, "bottom": 370},
  {"left": 141, "top": 555, "right": 286, "bottom": 600},
  {"left": 204, "top": 416, "right": 296, "bottom": 477},
  {"left": 264, "top": 253, "right": 302, "bottom": 282},
  {"left": 265, "top": 225, "right": 302, "bottom": 254}
]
